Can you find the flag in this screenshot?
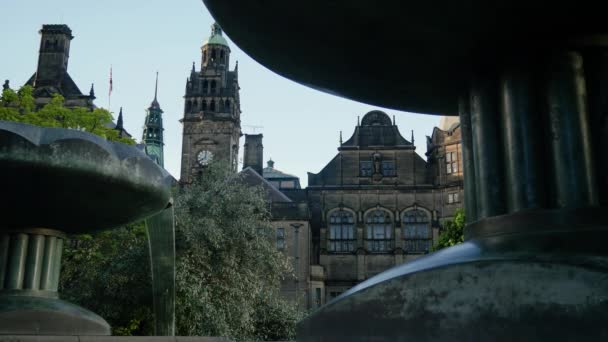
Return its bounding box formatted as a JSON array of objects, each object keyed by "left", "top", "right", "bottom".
[{"left": 109, "top": 66, "right": 113, "bottom": 97}]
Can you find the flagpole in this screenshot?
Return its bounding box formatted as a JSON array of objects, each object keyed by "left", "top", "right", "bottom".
[{"left": 108, "top": 65, "right": 113, "bottom": 113}]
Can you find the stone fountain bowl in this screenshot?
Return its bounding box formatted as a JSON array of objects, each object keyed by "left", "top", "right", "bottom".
[{"left": 0, "top": 120, "right": 173, "bottom": 233}]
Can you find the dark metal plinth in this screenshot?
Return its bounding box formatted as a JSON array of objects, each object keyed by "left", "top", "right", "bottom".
[{"left": 298, "top": 213, "right": 608, "bottom": 341}]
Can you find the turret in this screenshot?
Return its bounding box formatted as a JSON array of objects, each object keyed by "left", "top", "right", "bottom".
[
  {"left": 142, "top": 72, "right": 165, "bottom": 167},
  {"left": 34, "top": 25, "right": 73, "bottom": 87},
  {"left": 201, "top": 23, "right": 231, "bottom": 70}
]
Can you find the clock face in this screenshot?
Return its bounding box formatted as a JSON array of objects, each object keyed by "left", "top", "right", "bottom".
[{"left": 197, "top": 150, "right": 213, "bottom": 166}]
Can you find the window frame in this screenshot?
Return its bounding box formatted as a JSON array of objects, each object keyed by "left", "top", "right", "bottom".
[
  {"left": 327, "top": 210, "right": 356, "bottom": 253},
  {"left": 402, "top": 209, "right": 432, "bottom": 254},
  {"left": 360, "top": 161, "right": 373, "bottom": 177},
  {"left": 445, "top": 151, "right": 458, "bottom": 174},
  {"left": 447, "top": 192, "right": 460, "bottom": 204},
  {"left": 381, "top": 160, "right": 396, "bottom": 177},
  {"left": 364, "top": 209, "right": 394, "bottom": 253}
]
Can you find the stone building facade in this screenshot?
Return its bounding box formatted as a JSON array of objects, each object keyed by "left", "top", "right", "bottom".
[
  {"left": 177, "top": 25, "right": 464, "bottom": 310},
  {"left": 234, "top": 114, "right": 463, "bottom": 309},
  {"left": 180, "top": 23, "right": 242, "bottom": 182},
  {"left": 303, "top": 110, "right": 463, "bottom": 304}
]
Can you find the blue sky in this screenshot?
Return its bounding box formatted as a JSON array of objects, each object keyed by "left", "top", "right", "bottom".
[{"left": 1, "top": 0, "right": 441, "bottom": 186}]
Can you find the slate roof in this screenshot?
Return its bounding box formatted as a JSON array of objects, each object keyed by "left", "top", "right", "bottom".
[
  {"left": 25, "top": 72, "right": 87, "bottom": 99},
  {"left": 240, "top": 167, "right": 293, "bottom": 203},
  {"left": 263, "top": 160, "right": 299, "bottom": 180}
]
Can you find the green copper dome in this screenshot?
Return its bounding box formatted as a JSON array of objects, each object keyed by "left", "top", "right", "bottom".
[{"left": 202, "top": 22, "right": 229, "bottom": 47}]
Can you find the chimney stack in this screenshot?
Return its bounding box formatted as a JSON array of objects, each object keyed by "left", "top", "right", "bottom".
[{"left": 243, "top": 134, "right": 264, "bottom": 175}]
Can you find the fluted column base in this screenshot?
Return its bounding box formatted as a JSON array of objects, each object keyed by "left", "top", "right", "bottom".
[{"left": 0, "top": 229, "right": 110, "bottom": 335}]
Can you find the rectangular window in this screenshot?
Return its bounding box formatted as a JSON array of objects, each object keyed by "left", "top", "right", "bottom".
[
  {"left": 360, "top": 161, "right": 373, "bottom": 177},
  {"left": 448, "top": 192, "right": 460, "bottom": 204},
  {"left": 314, "top": 288, "right": 322, "bottom": 308},
  {"left": 329, "top": 225, "right": 355, "bottom": 252},
  {"left": 276, "top": 228, "right": 285, "bottom": 250},
  {"left": 382, "top": 161, "right": 395, "bottom": 176},
  {"left": 446, "top": 151, "right": 458, "bottom": 174},
  {"left": 404, "top": 224, "right": 430, "bottom": 239},
  {"left": 366, "top": 224, "right": 393, "bottom": 252}
]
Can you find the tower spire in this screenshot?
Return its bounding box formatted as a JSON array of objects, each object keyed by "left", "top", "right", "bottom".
[
  {"left": 116, "top": 107, "right": 124, "bottom": 130},
  {"left": 154, "top": 71, "right": 159, "bottom": 102},
  {"left": 150, "top": 72, "right": 160, "bottom": 109}
]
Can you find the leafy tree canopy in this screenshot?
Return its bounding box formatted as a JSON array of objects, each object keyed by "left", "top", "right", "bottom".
[
  {"left": 60, "top": 222, "right": 154, "bottom": 336},
  {"left": 432, "top": 209, "right": 465, "bottom": 251},
  {"left": 60, "top": 160, "right": 302, "bottom": 340},
  {"left": 0, "top": 85, "right": 134, "bottom": 145},
  {"left": 174, "top": 161, "right": 300, "bottom": 340}
]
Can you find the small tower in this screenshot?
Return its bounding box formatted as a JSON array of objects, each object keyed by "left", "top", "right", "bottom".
[
  {"left": 243, "top": 134, "right": 264, "bottom": 175},
  {"left": 34, "top": 25, "right": 73, "bottom": 87},
  {"left": 142, "top": 72, "right": 165, "bottom": 167},
  {"left": 24, "top": 25, "right": 94, "bottom": 109}
]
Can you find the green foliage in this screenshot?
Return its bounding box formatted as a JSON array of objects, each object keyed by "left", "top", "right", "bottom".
[
  {"left": 252, "top": 292, "right": 306, "bottom": 341},
  {"left": 431, "top": 209, "right": 465, "bottom": 251},
  {"left": 60, "top": 222, "right": 154, "bottom": 336},
  {"left": 0, "top": 85, "right": 134, "bottom": 145},
  {"left": 60, "top": 160, "right": 301, "bottom": 340},
  {"left": 174, "top": 160, "right": 298, "bottom": 341}
]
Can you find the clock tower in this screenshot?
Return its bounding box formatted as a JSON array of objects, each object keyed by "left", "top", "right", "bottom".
[{"left": 180, "top": 23, "right": 242, "bottom": 182}]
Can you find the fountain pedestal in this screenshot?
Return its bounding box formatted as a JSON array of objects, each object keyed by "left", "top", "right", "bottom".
[
  {"left": 200, "top": 1, "right": 608, "bottom": 340},
  {"left": 0, "top": 120, "right": 173, "bottom": 335}
]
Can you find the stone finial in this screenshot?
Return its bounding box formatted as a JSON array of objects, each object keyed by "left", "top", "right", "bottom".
[
  {"left": 116, "top": 107, "right": 124, "bottom": 131},
  {"left": 267, "top": 159, "right": 275, "bottom": 168}
]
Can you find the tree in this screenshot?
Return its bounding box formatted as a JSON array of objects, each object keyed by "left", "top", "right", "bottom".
[
  {"left": 432, "top": 209, "right": 465, "bottom": 251},
  {"left": 174, "top": 160, "right": 298, "bottom": 340},
  {"left": 60, "top": 222, "right": 155, "bottom": 336},
  {"left": 0, "top": 85, "right": 134, "bottom": 145},
  {"left": 60, "top": 160, "right": 301, "bottom": 340}
]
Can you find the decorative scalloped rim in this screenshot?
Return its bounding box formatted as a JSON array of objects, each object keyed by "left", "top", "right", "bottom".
[{"left": 0, "top": 120, "right": 174, "bottom": 189}]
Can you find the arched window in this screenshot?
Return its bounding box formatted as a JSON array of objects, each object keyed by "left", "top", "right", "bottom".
[
  {"left": 328, "top": 210, "right": 355, "bottom": 252},
  {"left": 210, "top": 100, "right": 216, "bottom": 111},
  {"left": 202, "top": 101, "right": 207, "bottom": 111},
  {"left": 203, "top": 80, "right": 208, "bottom": 93},
  {"left": 225, "top": 99, "right": 230, "bottom": 111},
  {"left": 365, "top": 209, "right": 393, "bottom": 252},
  {"left": 192, "top": 100, "right": 198, "bottom": 112},
  {"left": 185, "top": 100, "right": 191, "bottom": 113},
  {"left": 210, "top": 80, "right": 217, "bottom": 93},
  {"left": 403, "top": 209, "right": 432, "bottom": 253},
  {"left": 211, "top": 49, "right": 216, "bottom": 61},
  {"left": 203, "top": 50, "right": 207, "bottom": 63},
  {"left": 220, "top": 50, "right": 225, "bottom": 62}
]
